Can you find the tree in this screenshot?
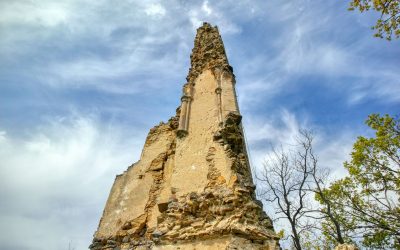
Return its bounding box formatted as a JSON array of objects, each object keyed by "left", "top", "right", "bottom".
[
  {"left": 323, "top": 114, "right": 400, "bottom": 248},
  {"left": 258, "top": 132, "right": 312, "bottom": 250},
  {"left": 295, "top": 131, "right": 350, "bottom": 247},
  {"left": 309, "top": 154, "right": 352, "bottom": 246},
  {"left": 314, "top": 179, "right": 358, "bottom": 247},
  {"left": 348, "top": 0, "right": 400, "bottom": 40},
  {"left": 258, "top": 130, "right": 347, "bottom": 249}
]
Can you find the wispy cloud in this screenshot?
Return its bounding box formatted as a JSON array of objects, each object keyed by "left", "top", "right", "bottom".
[
  {"left": 145, "top": 3, "right": 166, "bottom": 18},
  {"left": 0, "top": 114, "right": 144, "bottom": 250},
  {"left": 188, "top": 1, "right": 241, "bottom": 34},
  {"left": 235, "top": 0, "right": 400, "bottom": 105},
  {"left": 1, "top": 0, "right": 186, "bottom": 93},
  {"left": 0, "top": 1, "right": 70, "bottom": 27},
  {"left": 244, "top": 109, "right": 355, "bottom": 181},
  {"left": 0, "top": 0, "right": 245, "bottom": 94},
  {"left": 201, "top": 1, "right": 213, "bottom": 16},
  {"left": 243, "top": 109, "right": 307, "bottom": 178}
]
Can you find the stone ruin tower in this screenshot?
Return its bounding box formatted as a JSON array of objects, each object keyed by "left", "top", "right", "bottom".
[{"left": 90, "top": 22, "right": 279, "bottom": 250}]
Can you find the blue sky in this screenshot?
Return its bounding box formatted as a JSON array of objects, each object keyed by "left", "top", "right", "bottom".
[{"left": 0, "top": 0, "right": 399, "bottom": 249}]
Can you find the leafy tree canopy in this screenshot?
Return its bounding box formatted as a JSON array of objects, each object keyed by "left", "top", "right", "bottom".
[
  {"left": 323, "top": 114, "right": 400, "bottom": 248},
  {"left": 348, "top": 0, "right": 400, "bottom": 40}
]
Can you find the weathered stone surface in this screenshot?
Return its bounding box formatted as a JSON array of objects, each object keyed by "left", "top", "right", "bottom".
[
  {"left": 153, "top": 236, "right": 278, "bottom": 250},
  {"left": 91, "top": 22, "right": 279, "bottom": 250},
  {"left": 335, "top": 244, "right": 359, "bottom": 250},
  {"left": 187, "top": 23, "right": 232, "bottom": 86}
]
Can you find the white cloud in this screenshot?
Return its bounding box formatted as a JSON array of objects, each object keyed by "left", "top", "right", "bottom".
[
  {"left": 145, "top": 3, "right": 166, "bottom": 17},
  {"left": 243, "top": 109, "right": 354, "bottom": 183},
  {"left": 245, "top": 109, "right": 302, "bottom": 146},
  {"left": 243, "top": 109, "right": 306, "bottom": 178},
  {"left": 260, "top": 2, "right": 351, "bottom": 78},
  {"left": 314, "top": 132, "right": 355, "bottom": 179},
  {"left": 188, "top": 1, "right": 241, "bottom": 34},
  {"left": 43, "top": 49, "right": 183, "bottom": 93},
  {"left": 280, "top": 42, "right": 351, "bottom": 76},
  {"left": 0, "top": 0, "right": 249, "bottom": 95},
  {"left": 0, "top": 114, "right": 145, "bottom": 250},
  {"left": 0, "top": 131, "right": 6, "bottom": 142},
  {"left": 0, "top": 0, "right": 192, "bottom": 93},
  {"left": 0, "top": 1, "right": 70, "bottom": 27},
  {"left": 1, "top": 0, "right": 398, "bottom": 104},
  {"left": 234, "top": 0, "right": 400, "bottom": 105},
  {"left": 201, "top": 1, "right": 212, "bottom": 15}
]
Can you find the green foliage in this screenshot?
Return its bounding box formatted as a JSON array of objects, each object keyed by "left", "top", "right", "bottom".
[
  {"left": 349, "top": 114, "right": 400, "bottom": 191},
  {"left": 322, "top": 114, "right": 400, "bottom": 248},
  {"left": 348, "top": 0, "right": 400, "bottom": 40},
  {"left": 316, "top": 178, "right": 358, "bottom": 246},
  {"left": 277, "top": 229, "right": 285, "bottom": 239},
  {"left": 300, "top": 231, "right": 336, "bottom": 250}
]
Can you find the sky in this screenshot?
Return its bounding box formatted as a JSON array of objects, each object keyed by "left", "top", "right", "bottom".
[{"left": 0, "top": 0, "right": 399, "bottom": 249}]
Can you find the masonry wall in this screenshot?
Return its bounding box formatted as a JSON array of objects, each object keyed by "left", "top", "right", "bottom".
[
  {"left": 95, "top": 68, "right": 240, "bottom": 239},
  {"left": 90, "top": 22, "right": 279, "bottom": 250},
  {"left": 95, "top": 121, "right": 176, "bottom": 239},
  {"left": 172, "top": 69, "right": 236, "bottom": 197}
]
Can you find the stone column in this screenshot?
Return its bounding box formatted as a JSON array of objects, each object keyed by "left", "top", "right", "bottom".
[
  {"left": 214, "top": 68, "right": 223, "bottom": 126},
  {"left": 223, "top": 70, "right": 239, "bottom": 113},
  {"left": 177, "top": 84, "right": 192, "bottom": 137},
  {"left": 230, "top": 73, "right": 239, "bottom": 113},
  {"left": 184, "top": 96, "right": 191, "bottom": 132}
]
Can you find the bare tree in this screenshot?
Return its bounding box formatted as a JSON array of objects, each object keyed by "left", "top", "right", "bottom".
[
  {"left": 258, "top": 130, "right": 346, "bottom": 249},
  {"left": 258, "top": 130, "right": 314, "bottom": 250},
  {"left": 299, "top": 131, "right": 347, "bottom": 245},
  {"left": 305, "top": 145, "right": 345, "bottom": 244}
]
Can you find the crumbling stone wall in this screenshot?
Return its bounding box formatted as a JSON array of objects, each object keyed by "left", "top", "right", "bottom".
[
  {"left": 186, "top": 23, "right": 232, "bottom": 86},
  {"left": 90, "top": 23, "right": 279, "bottom": 250},
  {"left": 90, "top": 111, "right": 278, "bottom": 250}
]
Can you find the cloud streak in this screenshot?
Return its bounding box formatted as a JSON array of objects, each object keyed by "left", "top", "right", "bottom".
[
  {"left": 0, "top": 114, "right": 145, "bottom": 250},
  {"left": 235, "top": 0, "right": 400, "bottom": 106}
]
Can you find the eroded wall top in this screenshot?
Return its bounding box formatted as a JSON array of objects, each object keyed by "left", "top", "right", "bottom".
[{"left": 187, "top": 22, "right": 232, "bottom": 85}]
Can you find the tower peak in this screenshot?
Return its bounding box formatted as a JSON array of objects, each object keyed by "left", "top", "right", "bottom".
[{"left": 187, "top": 22, "right": 232, "bottom": 84}]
